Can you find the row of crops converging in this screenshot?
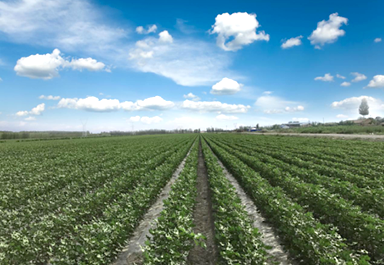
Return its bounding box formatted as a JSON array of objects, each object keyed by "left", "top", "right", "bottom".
[{"left": 1, "top": 134, "right": 383, "bottom": 264}]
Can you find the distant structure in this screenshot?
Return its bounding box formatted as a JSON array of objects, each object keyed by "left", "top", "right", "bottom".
[{"left": 81, "top": 119, "right": 88, "bottom": 137}]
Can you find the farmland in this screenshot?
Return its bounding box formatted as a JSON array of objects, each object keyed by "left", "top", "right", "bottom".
[{"left": 1, "top": 134, "right": 383, "bottom": 264}]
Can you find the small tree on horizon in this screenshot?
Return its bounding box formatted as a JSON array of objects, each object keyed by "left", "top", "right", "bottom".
[{"left": 359, "top": 98, "right": 369, "bottom": 118}]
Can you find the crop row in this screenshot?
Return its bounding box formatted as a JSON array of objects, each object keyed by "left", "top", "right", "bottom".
[
  {"left": 212, "top": 137, "right": 384, "bottom": 218},
  {"left": 143, "top": 140, "right": 202, "bottom": 264},
  {"left": 204, "top": 136, "right": 370, "bottom": 265},
  {"left": 0, "top": 135, "right": 196, "bottom": 264},
  {"left": 201, "top": 139, "right": 270, "bottom": 264},
  {"left": 206, "top": 136, "right": 383, "bottom": 262}
]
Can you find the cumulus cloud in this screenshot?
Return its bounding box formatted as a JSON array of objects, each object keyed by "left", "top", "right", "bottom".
[
  {"left": 281, "top": 36, "right": 302, "bottom": 49},
  {"left": 211, "top": 78, "right": 242, "bottom": 95},
  {"left": 336, "top": 74, "right": 345, "bottom": 79},
  {"left": 308, "top": 13, "right": 348, "bottom": 49},
  {"left": 255, "top": 94, "right": 304, "bottom": 114},
  {"left": 351, "top": 72, "right": 367, "bottom": 82},
  {"left": 16, "top": 103, "right": 45, "bottom": 116},
  {"left": 340, "top": 81, "right": 351, "bottom": 87},
  {"left": 366, "top": 75, "right": 384, "bottom": 88},
  {"left": 183, "top": 93, "right": 200, "bottom": 101},
  {"left": 136, "top": 24, "right": 157, "bottom": 34},
  {"left": 25, "top": 116, "right": 36, "bottom": 121},
  {"left": 336, "top": 114, "right": 348, "bottom": 119},
  {"left": 331, "top": 96, "right": 384, "bottom": 116},
  {"left": 0, "top": 0, "right": 126, "bottom": 51},
  {"left": 57, "top": 96, "right": 174, "bottom": 112},
  {"left": 39, "top": 95, "right": 61, "bottom": 100},
  {"left": 285, "top": 106, "right": 305, "bottom": 112},
  {"left": 374, "top": 38, "right": 382, "bottom": 43},
  {"left": 292, "top": 117, "right": 310, "bottom": 122},
  {"left": 129, "top": 115, "right": 162, "bottom": 124},
  {"left": 314, "top": 73, "right": 334, "bottom": 82},
  {"left": 210, "top": 12, "right": 269, "bottom": 51},
  {"left": 14, "top": 49, "right": 106, "bottom": 79},
  {"left": 216, "top": 114, "right": 238, "bottom": 121},
  {"left": 182, "top": 100, "right": 250, "bottom": 113},
  {"left": 159, "top": 30, "right": 173, "bottom": 43},
  {"left": 129, "top": 35, "right": 232, "bottom": 86},
  {"left": 68, "top": 58, "right": 106, "bottom": 71}
]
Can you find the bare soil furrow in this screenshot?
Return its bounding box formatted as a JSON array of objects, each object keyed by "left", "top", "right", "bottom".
[{"left": 187, "top": 140, "right": 218, "bottom": 265}]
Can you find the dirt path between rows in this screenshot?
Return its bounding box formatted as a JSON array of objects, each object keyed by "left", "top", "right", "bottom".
[
  {"left": 245, "top": 132, "right": 384, "bottom": 141},
  {"left": 187, "top": 140, "right": 218, "bottom": 265},
  {"left": 111, "top": 143, "right": 195, "bottom": 265},
  {"left": 205, "top": 139, "right": 294, "bottom": 265}
]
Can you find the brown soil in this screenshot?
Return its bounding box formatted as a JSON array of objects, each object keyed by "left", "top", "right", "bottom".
[{"left": 187, "top": 140, "right": 218, "bottom": 265}]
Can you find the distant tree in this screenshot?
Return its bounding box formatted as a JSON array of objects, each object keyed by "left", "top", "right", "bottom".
[
  {"left": 256, "top": 124, "right": 259, "bottom": 129},
  {"left": 359, "top": 98, "right": 369, "bottom": 118}
]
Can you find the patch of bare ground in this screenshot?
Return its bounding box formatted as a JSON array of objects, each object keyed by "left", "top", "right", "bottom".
[
  {"left": 111, "top": 144, "right": 194, "bottom": 265},
  {"left": 187, "top": 140, "right": 218, "bottom": 265}
]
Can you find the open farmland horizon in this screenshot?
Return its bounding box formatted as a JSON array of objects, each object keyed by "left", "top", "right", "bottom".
[
  {"left": 1, "top": 133, "right": 383, "bottom": 264},
  {"left": 0, "top": 0, "right": 384, "bottom": 132}
]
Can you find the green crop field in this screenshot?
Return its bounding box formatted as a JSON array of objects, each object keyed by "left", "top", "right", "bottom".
[{"left": 1, "top": 134, "right": 383, "bottom": 264}]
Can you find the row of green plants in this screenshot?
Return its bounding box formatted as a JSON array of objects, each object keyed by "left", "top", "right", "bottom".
[
  {"left": 143, "top": 140, "right": 203, "bottom": 264},
  {"left": 0, "top": 138, "right": 190, "bottom": 238},
  {"left": 225, "top": 135, "right": 383, "bottom": 178},
  {"left": 204, "top": 136, "right": 371, "bottom": 265},
  {"left": 0, "top": 135, "right": 196, "bottom": 264},
  {"left": 201, "top": 139, "right": 270, "bottom": 264},
  {"left": 207, "top": 136, "right": 384, "bottom": 262},
  {"left": 215, "top": 138, "right": 384, "bottom": 218}
]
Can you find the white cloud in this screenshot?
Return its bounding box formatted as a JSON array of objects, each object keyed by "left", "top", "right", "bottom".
[
  {"left": 159, "top": 30, "right": 173, "bottom": 43},
  {"left": 210, "top": 12, "right": 269, "bottom": 51},
  {"left": 129, "top": 116, "right": 141, "bottom": 122},
  {"left": 366, "top": 75, "right": 384, "bottom": 88},
  {"left": 140, "top": 116, "right": 163, "bottom": 124},
  {"left": 183, "top": 93, "right": 200, "bottom": 101},
  {"left": 314, "top": 73, "right": 334, "bottom": 82},
  {"left": 182, "top": 100, "right": 250, "bottom": 113},
  {"left": 0, "top": 0, "right": 126, "bottom": 51},
  {"left": 292, "top": 117, "right": 310, "bottom": 122},
  {"left": 331, "top": 96, "right": 384, "bottom": 116},
  {"left": 281, "top": 36, "right": 302, "bottom": 49},
  {"left": 25, "top": 116, "right": 36, "bottom": 121},
  {"left": 68, "top": 58, "right": 106, "bottom": 71},
  {"left": 263, "top": 91, "right": 272, "bottom": 95},
  {"left": 336, "top": 114, "right": 348, "bottom": 119},
  {"left": 39, "top": 95, "right": 61, "bottom": 100},
  {"left": 374, "top": 38, "right": 382, "bottom": 43},
  {"left": 136, "top": 24, "right": 157, "bottom": 34},
  {"left": 255, "top": 94, "right": 304, "bottom": 114},
  {"left": 129, "top": 115, "right": 163, "bottom": 124},
  {"left": 211, "top": 77, "right": 242, "bottom": 95},
  {"left": 0, "top": 77, "right": 2, "bottom": 81},
  {"left": 340, "top": 81, "right": 351, "bottom": 87},
  {"left": 16, "top": 103, "right": 45, "bottom": 116},
  {"left": 336, "top": 74, "right": 345, "bottom": 79},
  {"left": 351, "top": 72, "right": 367, "bottom": 82},
  {"left": 285, "top": 106, "right": 305, "bottom": 112},
  {"left": 129, "top": 35, "right": 233, "bottom": 86},
  {"left": 216, "top": 114, "right": 238, "bottom": 121},
  {"left": 308, "top": 13, "right": 348, "bottom": 49},
  {"left": 58, "top": 96, "right": 174, "bottom": 112},
  {"left": 14, "top": 49, "right": 106, "bottom": 79}
]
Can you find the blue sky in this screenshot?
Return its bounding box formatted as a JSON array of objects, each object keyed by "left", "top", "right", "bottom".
[{"left": 0, "top": 0, "right": 383, "bottom": 132}]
